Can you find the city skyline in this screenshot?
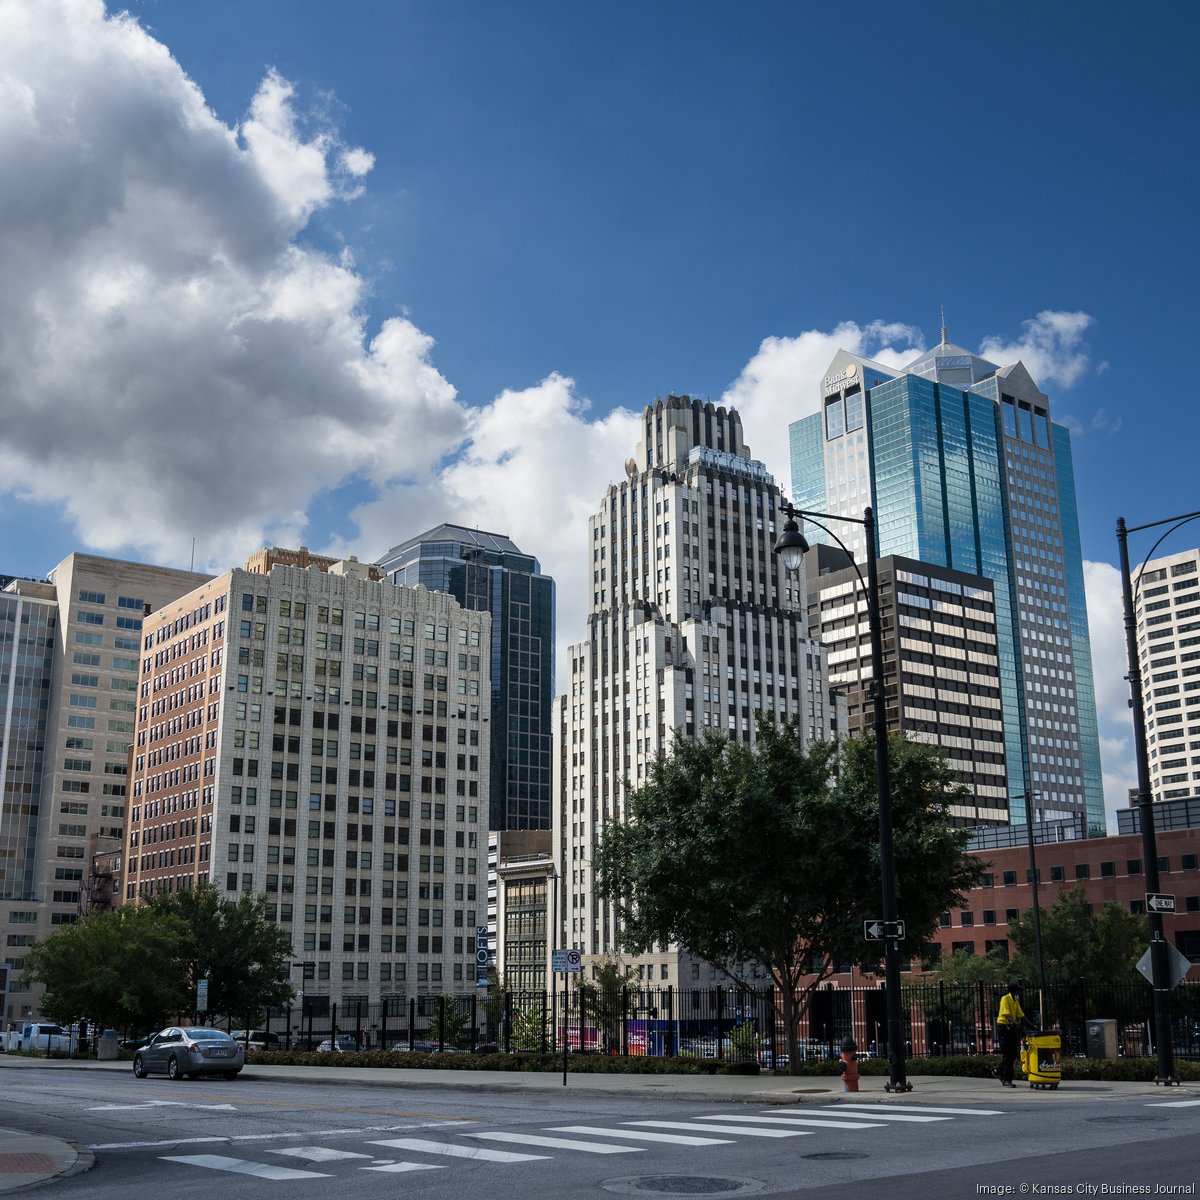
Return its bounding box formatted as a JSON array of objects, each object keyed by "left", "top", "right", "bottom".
[{"left": 2, "top": 1, "right": 1199, "bottom": 832}]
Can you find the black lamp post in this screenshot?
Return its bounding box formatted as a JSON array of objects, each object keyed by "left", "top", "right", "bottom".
[
  {"left": 1021, "top": 789, "right": 1048, "bottom": 1029},
  {"left": 774, "top": 501, "right": 911, "bottom": 1092},
  {"left": 1117, "top": 508, "right": 1200, "bottom": 1086}
]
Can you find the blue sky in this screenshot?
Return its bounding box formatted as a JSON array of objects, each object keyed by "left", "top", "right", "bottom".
[{"left": 1, "top": 0, "right": 1198, "bottom": 827}]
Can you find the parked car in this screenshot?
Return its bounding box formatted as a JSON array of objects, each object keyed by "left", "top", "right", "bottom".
[
  {"left": 315, "top": 1036, "right": 361, "bottom": 1053},
  {"left": 4, "top": 1022, "right": 72, "bottom": 1054},
  {"left": 132, "top": 1027, "right": 244, "bottom": 1080},
  {"left": 119, "top": 1033, "right": 156, "bottom": 1053},
  {"left": 229, "top": 1029, "right": 281, "bottom": 1051}
]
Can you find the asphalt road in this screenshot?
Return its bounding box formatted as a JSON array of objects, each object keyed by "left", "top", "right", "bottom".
[{"left": 4, "top": 1069, "right": 1198, "bottom": 1199}]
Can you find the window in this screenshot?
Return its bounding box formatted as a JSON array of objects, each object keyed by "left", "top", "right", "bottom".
[{"left": 1075, "top": 863, "right": 1090, "bottom": 880}]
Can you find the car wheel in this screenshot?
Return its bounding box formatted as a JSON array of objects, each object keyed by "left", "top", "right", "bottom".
[
  {"left": 223, "top": 1071, "right": 239, "bottom": 1081},
  {"left": 132, "top": 1054, "right": 147, "bottom": 1079},
  {"left": 167, "top": 1055, "right": 181, "bottom": 1080}
]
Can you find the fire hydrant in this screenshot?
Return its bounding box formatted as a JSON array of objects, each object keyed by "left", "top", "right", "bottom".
[{"left": 838, "top": 1036, "right": 860, "bottom": 1093}]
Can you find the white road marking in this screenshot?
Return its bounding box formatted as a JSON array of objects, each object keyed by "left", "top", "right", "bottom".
[
  {"left": 832, "top": 1104, "right": 1004, "bottom": 1116},
  {"left": 89, "top": 1120, "right": 465, "bottom": 1150},
  {"left": 771, "top": 1107, "right": 947, "bottom": 1123},
  {"left": 701, "top": 1114, "right": 888, "bottom": 1130},
  {"left": 626, "top": 1120, "right": 809, "bottom": 1138},
  {"left": 469, "top": 1132, "right": 643, "bottom": 1154},
  {"left": 552, "top": 1125, "right": 731, "bottom": 1146},
  {"left": 1146, "top": 1099, "right": 1200, "bottom": 1108},
  {"left": 269, "top": 1147, "right": 375, "bottom": 1162},
  {"left": 90, "top": 1101, "right": 236, "bottom": 1112},
  {"left": 362, "top": 1162, "right": 445, "bottom": 1173},
  {"left": 368, "top": 1137, "right": 549, "bottom": 1163},
  {"left": 161, "top": 1154, "right": 331, "bottom": 1180}
]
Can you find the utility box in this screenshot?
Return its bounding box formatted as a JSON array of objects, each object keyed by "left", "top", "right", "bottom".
[
  {"left": 1086, "top": 1018, "right": 1117, "bottom": 1059},
  {"left": 97, "top": 1030, "right": 119, "bottom": 1061}
]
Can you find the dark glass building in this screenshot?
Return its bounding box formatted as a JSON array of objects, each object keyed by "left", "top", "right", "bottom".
[{"left": 378, "top": 526, "right": 555, "bottom": 830}]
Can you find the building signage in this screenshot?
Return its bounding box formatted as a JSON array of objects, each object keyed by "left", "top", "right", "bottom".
[
  {"left": 823, "top": 362, "right": 858, "bottom": 394},
  {"left": 475, "top": 925, "right": 490, "bottom": 987},
  {"left": 1145, "top": 893, "right": 1176, "bottom": 914},
  {"left": 552, "top": 948, "right": 582, "bottom": 973}
]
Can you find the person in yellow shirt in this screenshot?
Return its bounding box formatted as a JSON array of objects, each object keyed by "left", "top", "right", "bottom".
[{"left": 992, "top": 983, "right": 1026, "bottom": 1087}]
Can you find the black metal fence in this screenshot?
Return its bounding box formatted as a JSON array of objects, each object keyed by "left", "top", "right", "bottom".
[{"left": 156, "top": 976, "right": 1200, "bottom": 1062}]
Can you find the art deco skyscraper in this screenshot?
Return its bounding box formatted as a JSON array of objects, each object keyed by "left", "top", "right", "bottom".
[
  {"left": 790, "top": 330, "right": 1104, "bottom": 834},
  {"left": 556, "top": 395, "right": 832, "bottom": 986}
]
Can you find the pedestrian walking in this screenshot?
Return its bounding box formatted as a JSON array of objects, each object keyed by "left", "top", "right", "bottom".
[{"left": 992, "top": 983, "right": 1026, "bottom": 1087}]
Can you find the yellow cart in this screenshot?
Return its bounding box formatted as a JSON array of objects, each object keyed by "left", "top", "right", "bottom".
[{"left": 1020, "top": 1030, "right": 1062, "bottom": 1089}]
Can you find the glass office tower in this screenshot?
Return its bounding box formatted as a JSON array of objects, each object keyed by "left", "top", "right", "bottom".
[
  {"left": 379, "top": 526, "right": 555, "bottom": 831},
  {"left": 790, "top": 334, "right": 1105, "bottom": 835}
]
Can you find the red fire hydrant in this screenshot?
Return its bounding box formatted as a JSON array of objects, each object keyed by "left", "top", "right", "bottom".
[{"left": 838, "top": 1036, "right": 860, "bottom": 1093}]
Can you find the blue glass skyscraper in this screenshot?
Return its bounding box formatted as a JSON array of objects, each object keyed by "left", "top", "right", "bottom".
[
  {"left": 790, "top": 332, "right": 1105, "bottom": 835},
  {"left": 378, "top": 526, "right": 555, "bottom": 831}
]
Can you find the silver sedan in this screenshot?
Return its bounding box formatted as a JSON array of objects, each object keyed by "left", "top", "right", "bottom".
[{"left": 132, "top": 1027, "right": 244, "bottom": 1080}]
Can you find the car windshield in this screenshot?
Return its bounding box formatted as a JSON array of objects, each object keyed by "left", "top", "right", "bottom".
[{"left": 184, "top": 1029, "right": 233, "bottom": 1041}]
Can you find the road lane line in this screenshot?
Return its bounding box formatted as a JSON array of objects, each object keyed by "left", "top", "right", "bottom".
[
  {"left": 469, "top": 1132, "right": 642, "bottom": 1154},
  {"left": 161, "top": 1154, "right": 331, "bottom": 1180},
  {"left": 367, "top": 1137, "right": 548, "bottom": 1163},
  {"left": 551, "top": 1125, "right": 731, "bottom": 1147},
  {"left": 626, "top": 1121, "right": 810, "bottom": 1138},
  {"left": 268, "top": 1147, "right": 374, "bottom": 1161},
  {"left": 701, "top": 1114, "right": 888, "bottom": 1130}
]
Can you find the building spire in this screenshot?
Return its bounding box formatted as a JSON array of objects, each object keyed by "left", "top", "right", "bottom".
[{"left": 940, "top": 304, "right": 949, "bottom": 346}]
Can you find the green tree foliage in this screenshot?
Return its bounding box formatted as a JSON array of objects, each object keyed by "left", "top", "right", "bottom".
[
  {"left": 510, "top": 1002, "right": 550, "bottom": 1051},
  {"left": 24, "top": 906, "right": 188, "bottom": 1033},
  {"left": 148, "top": 883, "right": 294, "bottom": 1023},
  {"left": 595, "top": 719, "right": 984, "bottom": 1072},
  {"left": 577, "top": 958, "right": 630, "bottom": 1053},
  {"left": 931, "top": 946, "right": 1009, "bottom": 986},
  {"left": 1008, "top": 885, "right": 1149, "bottom": 988},
  {"left": 433, "top": 994, "right": 472, "bottom": 1048}
]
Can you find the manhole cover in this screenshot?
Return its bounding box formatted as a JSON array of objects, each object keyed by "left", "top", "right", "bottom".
[
  {"left": 802, "top": 1152, "right": 867, "bottom": 1161},
  {"left": 1088, "top": 1115, "right": 1151, "bottom": 1124},
  {"left": 602, "top": 1176, "right": 765, "bottom": 1197}
]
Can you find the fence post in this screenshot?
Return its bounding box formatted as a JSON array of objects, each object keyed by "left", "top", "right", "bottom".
[
  {"left": 356, "top": 999, "right": 363, "bottom": 1050},
  {"left": 542, "top": 987, "right": 549, "bottom": 1054},
  {"left": 408, "top": 996, "right": 416, "bottom": 1051},
  {"left": 503, "top": 990, "right": 512, "bottom": 1054},
  {"left": 470, "top": 992, "right": 478, "bottom": 1052},
  {"left": 331, "top": 1002, "right": 338, "bottom": 1049},
  {"left": 621, "top": 984, "right": 629, "bottom": 1056},
  {"left": 1078, "top": 976, "right": 1088, "bottom": 1058},
  {"left": 666, "top": 985, "right": 674, "bottom": 1058},
  {"left": 381, "top": 998, "right": 388, "bottom": 1050},
  {"left": 437, "top": 994, "right": 445, "bottom": 1051},
  {"left": 716, "top": 987, "right": 725, "bottom": 1060}
]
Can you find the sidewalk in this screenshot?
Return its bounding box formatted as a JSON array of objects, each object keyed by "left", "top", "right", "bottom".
[{"left": 2, "top": 1053, "right": 1195, "bottom": 1191}]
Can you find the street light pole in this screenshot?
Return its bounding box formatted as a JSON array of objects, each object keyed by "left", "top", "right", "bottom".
[
  {"left": 774, "top": 501, "right": 911, "bottom": 1092},
  {"left": 1021, "top": 789, "right": 1048, "bottom": 1029},
  {"left": 1116, "top": 509, "right": 1200, "bottom": 1086}
]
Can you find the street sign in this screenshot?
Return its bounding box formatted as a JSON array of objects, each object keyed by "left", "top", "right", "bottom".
[
  {"left": 1146, "top": 892, "right": 1176, "bottom": 914},
  {"left": 196, "top": 977, "right": 209, "bottom": 1014},
  {"left": 864, "top": 920, "right": 906, "bottom": 940},
  {"left": 552, "top": 947, "right": 583, "bottom": 973},
  {"left": 475, "top": 925, "right": 490, "bottom": 987},
  {"left": 1136, "top": 942, "right": 1192, "bottom": 990}
]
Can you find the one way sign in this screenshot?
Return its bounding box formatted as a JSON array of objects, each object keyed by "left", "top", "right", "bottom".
[
  {"left": 864, "top": 919, "right": 906, "bottom": 940},
  {"left": 1146, "top": 893, "right": 1176, "bottom": 914}
]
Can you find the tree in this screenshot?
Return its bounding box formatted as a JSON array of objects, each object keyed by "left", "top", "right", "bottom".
[
  {"left": 1008, "top": 886, "right": 1148, "bottom": 989},
  {"left": 24, "top": 906, "right": 188, "bottom": 1033},
  {"left": 931, "top": 947, "right": 1009, "bottom": 986},
  {"left": 594, "top": 719, "right": 984, "bottom": 1072},
  {"left": 577, "top": 957, "right": 630, "bottom": 1054},
  {"left": 149, "top": 883, "right": 294, "bottom": 1023}
]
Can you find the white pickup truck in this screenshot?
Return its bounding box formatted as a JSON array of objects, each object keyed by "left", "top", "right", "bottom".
[{"left": 4, "top": 1021, "right": 73, "bottom": 1053}]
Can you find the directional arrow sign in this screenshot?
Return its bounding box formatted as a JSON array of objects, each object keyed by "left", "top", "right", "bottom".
[
  {"left": 864, "top": 920, "right": 885, "bottom": 939},
  {"left": 1146, "top": 892, "right": 1176, "bottom": 914},
  {"left": 864, "top": 920, "right": 906, "bottom": 940}
]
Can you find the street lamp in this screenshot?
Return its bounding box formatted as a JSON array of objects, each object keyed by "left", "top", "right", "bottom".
[
  {"left": 774, "top": 501, "right": 911, "bottom": 1092},
  {"left": 1020, "top": 789, "right": 1048, "bottom": 1029},
  {"left": 1117, "top": 508, "right": 1200, "bottom": 1086}
]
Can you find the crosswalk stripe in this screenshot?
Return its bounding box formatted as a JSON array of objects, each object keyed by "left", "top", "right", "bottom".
[
  {"left": 362, "top": 1162, "right": 445, "bottom": 1173},
  {"left": 1146, "top": 1099, "right": 1200, "bottom": 1108},
  {"left": 269, "top": 1147, "right": 374, "bottom": 1162},
  {"left": 626, "top": 1121, "right": 810, "bottom": 1138},
  {"left": 552, "top": 1125, "right": 732, "bottom": 1146},
  {"left": 833, "top": 1104, "right": 1003, "bottom": 1116},
  {"left": 161, "top": 1154, "right": 331, "bottom": 1180},
  {"left": 469, "top": 1132, "right": 642, "bottom": 1154},
  {"left": 700, "top": 1114, "right": 888, "bottom": 1130},
  {"left": 367, "top": 1137, "right": 549, "bottom": 1163},
  {"left": 767, "top": 1107, "right": 948, "bottom": 1124}
]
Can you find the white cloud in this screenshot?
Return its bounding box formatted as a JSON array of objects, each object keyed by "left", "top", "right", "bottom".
[
  {"left": 979, "top": 310, "right": 1094, "bottom": 390},
  {"left": 721, "top": 320, "right": 925, "bottom": 495},
  {"left": 349, "top": 374, "right": 641, "bottom": 684},
  {"left": 1084, "top": 560, "right": 1136, "bottom": 830},
  {"left": 0, "top": 0, "right": 465, "bottom": 571}
]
